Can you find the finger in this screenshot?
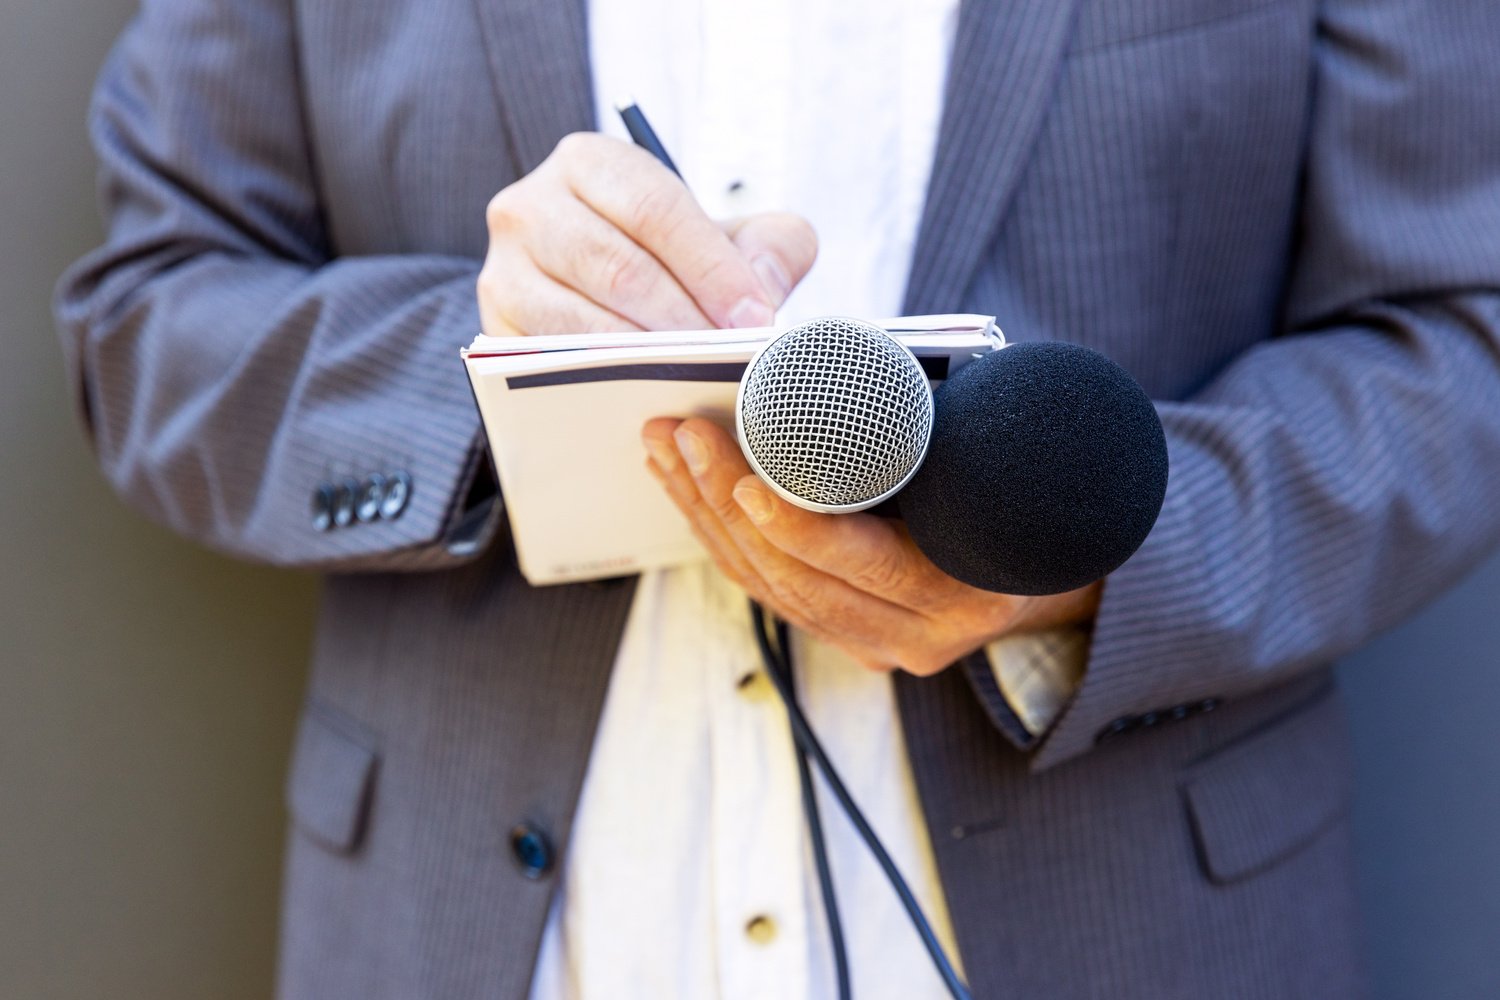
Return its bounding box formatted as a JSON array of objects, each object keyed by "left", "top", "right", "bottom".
[
  {"left": 727, "top": 477, "right": 968, "bottom": 613},
  {"left": 646, "top": 424, "right": 906, "bottom": 668},
  {"left": 646, "top": 455, "right": 842, "bottom": 649},
  {"left": 721, "top": 212, "right": 819, "bottom": 310},
  {"left": 478, "top": 254, "right": 642, "bottom": 336},
  {"left": 670, "top": 418, "right": 931, "bottom": 654},
  {"left": 645, "top": 453, "right": 766, "bottom": 595},
  {"left": 644, "top": 418, "right": 772, "bottom": 593},
  {"left": 528, "top": 199, "right": 715, "bottom": 331},
  {"left": 646, "top": 418, "right": 809, "bottom": 613},
  {"left": 555, "top": 134, "right": 776, "bottom": 329}
]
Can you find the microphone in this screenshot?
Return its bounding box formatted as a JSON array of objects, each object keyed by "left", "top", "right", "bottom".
[
  {"left": 736, "top": 317, "right": 934, "bottom": 513},
  {"left": 735, "top": 319, "right": 1169, "bottom": 595}
]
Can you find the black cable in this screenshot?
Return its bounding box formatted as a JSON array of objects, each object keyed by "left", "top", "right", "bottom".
[
  {"left": 752, "top": 605, "right": 852, "bottom": 1000},
  {"left": 748, "top": 600, "right": 971, "bottom": 1000}
]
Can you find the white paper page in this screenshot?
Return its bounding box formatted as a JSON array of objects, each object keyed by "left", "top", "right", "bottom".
[{"left": 464, "top": 313, "right": 1000, "bottom": 357}]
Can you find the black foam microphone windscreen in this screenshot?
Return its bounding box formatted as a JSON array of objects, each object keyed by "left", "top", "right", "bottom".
[{"left": 897, "top": 342, "right": 1169, "bottom": 596}]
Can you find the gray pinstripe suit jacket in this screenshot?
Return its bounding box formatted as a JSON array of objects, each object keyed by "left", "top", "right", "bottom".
[{"left": 57, "top": 0, "right": 1500, "bottom": 996}]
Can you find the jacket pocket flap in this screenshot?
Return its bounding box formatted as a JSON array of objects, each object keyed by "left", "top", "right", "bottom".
[
  {"left": 286, "top": 704, "right": 378, "bottom": 854},
  {"left": 1181, "top": 689, "right": 1351, "bottom": 884}
]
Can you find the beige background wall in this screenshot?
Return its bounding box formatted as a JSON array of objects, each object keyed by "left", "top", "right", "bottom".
[
  {"left": 3, "top": 3, "right": 1497, "bottom": 999},
  {"left": 1, "top": 2, "right": 315, "bottom": 997}
]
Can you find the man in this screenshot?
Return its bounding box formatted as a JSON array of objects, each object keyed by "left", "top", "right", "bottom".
[{"left": 56, "top": 0, "right": 1500, "bottom": 997}]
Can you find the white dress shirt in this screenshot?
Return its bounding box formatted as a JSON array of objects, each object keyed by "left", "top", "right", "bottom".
[{"left": 528, "top": 2, "right": 1081, "bottom": 997}]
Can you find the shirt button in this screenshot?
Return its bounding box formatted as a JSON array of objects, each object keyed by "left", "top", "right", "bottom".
[
  {"left": 736, "top": 670, "right": 773, "bottom": 702},
  {"left": 744, "top": 914, "right": 777, "bottom": 945},
  {"left": 1096, "top": 716, "right": 1137, "bottom": 744}
]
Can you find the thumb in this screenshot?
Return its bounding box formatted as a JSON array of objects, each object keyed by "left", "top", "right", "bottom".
[{"left": 721, "top": 213, "right": 818, "bottom": 310}]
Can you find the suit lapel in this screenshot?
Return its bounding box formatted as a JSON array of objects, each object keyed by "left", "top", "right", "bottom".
[
  {"left": 471, "top": 0, "right": 596, "bottom": 177},
  {"left": 903, "top": 0, "right": 1085, "bottom": 314}
]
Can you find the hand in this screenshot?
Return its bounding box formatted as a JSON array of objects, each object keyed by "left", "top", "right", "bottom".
[
  {"left": 643, "top": 417, "right": 1103, "bottom": 675},
  {"left": 479, "top": 132, "right": 818, "bottom": 336}
]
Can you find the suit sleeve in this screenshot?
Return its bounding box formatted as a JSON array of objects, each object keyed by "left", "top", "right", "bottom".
[
  {"left": 1030, "top": 0, "right": 1500, "bottom": 770},
  {"left": 54, "top": 0, "right": 500, "bottom": 572}
]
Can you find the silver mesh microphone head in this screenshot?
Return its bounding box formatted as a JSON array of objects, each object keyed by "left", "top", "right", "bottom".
[{"left": 736, "top": 317, "right": 934, "bottom": 514}]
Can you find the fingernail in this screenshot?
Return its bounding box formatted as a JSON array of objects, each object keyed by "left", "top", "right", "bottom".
[
  {"left": 727, "top": 295, "right": 775, "bottom": 329},
  {"left": 644, "top": 437, "right": 677, "bottom": 473},
  {"left": 734, "top": 482, "right": 773, "bottom": 524},
  {"left": 750, "top": 254, "right": 792, "bottom": 308},
  {"left": 674, "top": 428, "right": 708, "bottom": 474}
]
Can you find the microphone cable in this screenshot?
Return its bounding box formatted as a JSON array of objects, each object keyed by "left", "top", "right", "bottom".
[
  {"left": 753, "top": 604, "right": 851, "bottom": 1000},
  {"left": 748, "top": 600, "right": 972, "bottom": 1000}
]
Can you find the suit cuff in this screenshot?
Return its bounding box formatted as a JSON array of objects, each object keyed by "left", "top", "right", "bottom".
[{"left": 1028, "top": 424, "right": 1231, "bottom": 771}]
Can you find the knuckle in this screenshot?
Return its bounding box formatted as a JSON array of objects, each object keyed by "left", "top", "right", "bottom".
[
  {"left": 826, "top": 602, "right": 872, "bottom": 642},
  {"left": 624, "top": 185, "right": 675, "bottom": 234},
  {"left": 685, "top": 250, "right": 741, "bottom": 299},
  {"left": 600, "top": 244, "right": 647, "bottom": 302},
  {"left": 553, "top": 131, "right": 594, "bottom": 162},
  {"left": 849, "top": 548, "right": 906, "bottom": 595},
  {"left": 689, "top": 494, "right": 734, "bottom": 532},
  {"left": 708, "top": 492, "right": 744, "bottom": 524},
  {"left": 485, "top": 189, "right": 524, "bottom": 234},
  {"left": 768, "top": 573, "right": 817, "bottom": 617}
]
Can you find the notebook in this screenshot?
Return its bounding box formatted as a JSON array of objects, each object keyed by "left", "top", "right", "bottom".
[{"left": 461, "top": 315, "right": 1003, "bottom": 585}]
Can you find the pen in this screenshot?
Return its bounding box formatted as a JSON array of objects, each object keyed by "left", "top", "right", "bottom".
[{"left": 615, "top": 99, "right": 682, "bottom": 179}]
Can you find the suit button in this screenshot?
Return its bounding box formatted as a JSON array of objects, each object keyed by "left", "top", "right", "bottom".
[
  {"left": 1169, "top": 704, "right": 1191, "bottom": 721},
  {"left": 332, "top": 478, "right": 360, "bottom": 528},
  {"left": 1198, "top": 698, "right": 1222, "bottom": 714},
  {"left": 356, "top": 475, "right": 386, "bottom": 523},
  {"left": 1139, "top": 711, "right": 1162, "bottom": 728},
  {"left": 1096, "top": 716, "right": 1137, "bottom": 744},
  {"left": 380, "top": 471, "right": 412, "bottom": 520},
  {"left": 509, "top": 823, "right": 554, "bottom": 879},
  {"left": 311, "top": 483, "right": 336, "bottom": 532}
]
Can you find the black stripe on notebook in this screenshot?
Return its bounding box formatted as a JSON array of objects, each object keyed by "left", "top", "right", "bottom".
[{"left": 505, "top": 355, "right": 949, "bottom": 390}]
